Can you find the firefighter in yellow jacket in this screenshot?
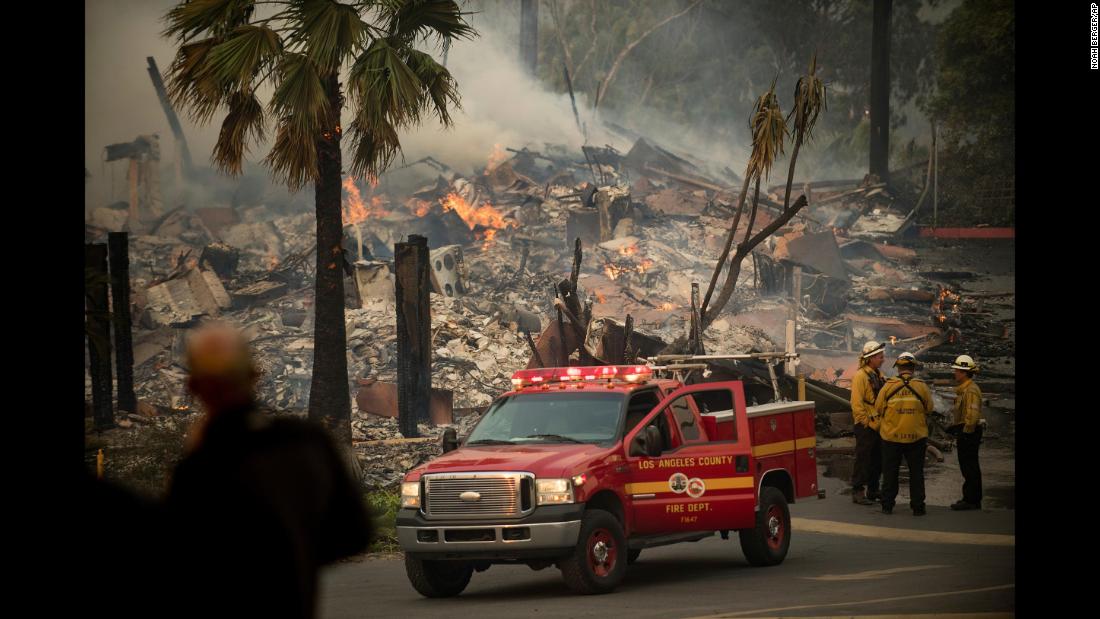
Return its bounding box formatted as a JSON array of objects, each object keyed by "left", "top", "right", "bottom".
[
  {"left": 949, "top": 355, "right": 985, "bottom": 511},
  {"left": 874, "top": 352, "right": 932, "bottom": 516},
  {"left": 850, "top": 340, "right": 886, "bottom": 505}
]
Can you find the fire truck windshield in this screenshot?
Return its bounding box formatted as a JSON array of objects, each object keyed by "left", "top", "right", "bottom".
[{"left": 466, "top": 392, "right": 625, "bottom": 445}]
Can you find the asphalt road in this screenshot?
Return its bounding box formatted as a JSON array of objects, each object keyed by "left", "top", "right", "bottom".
[{"left": 318, "top": 475, "right": 1014, "bottom": 618}]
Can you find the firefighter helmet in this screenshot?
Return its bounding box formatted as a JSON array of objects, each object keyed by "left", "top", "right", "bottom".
[
  {"left": 861, "top": 340, "right": 885, "bottom": 359},
  {"left": 951, "top": 354, "right": 978, "bottom": 372},
  {"left": 894, "top": 352, "right": 917, "bottom": 367}
]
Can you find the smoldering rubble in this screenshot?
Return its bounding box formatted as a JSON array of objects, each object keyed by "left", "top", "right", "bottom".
[{"left": 85, "top": 133, "right": 1015, "bottom": 490}]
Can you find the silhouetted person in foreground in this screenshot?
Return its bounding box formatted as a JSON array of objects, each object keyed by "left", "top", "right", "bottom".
[{"left": 168, "top": 323, "right": 368, "bottom": 618}]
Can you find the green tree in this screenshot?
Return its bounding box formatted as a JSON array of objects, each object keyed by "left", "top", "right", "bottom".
[
  {"left": 162, "top": 0, "right": 474, "bottom": 446},
  {"left": 923, "top": 0, "right": 1014, "bottom": 224},
  {"left": 538, "top": 0, "right": 935, "bottom": 175}
]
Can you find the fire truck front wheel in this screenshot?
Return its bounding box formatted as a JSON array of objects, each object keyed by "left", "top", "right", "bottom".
[
  {"left": 404, "top": 556, "right": 474, "bottom": 598},
  {"left": 559, "top": 509, "right": 627, "bottom": 594},
  {"left": 738, "top": 486, "right": 791, "bottom": 567}
]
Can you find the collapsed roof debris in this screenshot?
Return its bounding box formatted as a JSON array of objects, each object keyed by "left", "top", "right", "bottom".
[{"left": 86, "top": 132, "right": 1014, "bottom": 489}]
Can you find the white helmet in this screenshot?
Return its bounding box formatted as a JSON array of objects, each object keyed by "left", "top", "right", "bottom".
[
  {"left": 861, "top": 340, "right": 885, "bottom": 359},
  {"left": 894, "top": 352, "right": 917, "bottom": 367},
  {"left": 951, "top": 354, "right": 978, "bottom": 372}
]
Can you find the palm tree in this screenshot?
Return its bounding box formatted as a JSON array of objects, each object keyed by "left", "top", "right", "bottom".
[
  {"left": 700, "top": 56, "right": 825, "bottom": 330},
  {"left": 162, "top": 0, "right": 474, "bottom": 446}
]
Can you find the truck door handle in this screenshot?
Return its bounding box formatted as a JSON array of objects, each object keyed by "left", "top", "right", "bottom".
[{"left": 735, "top": 455, "right": 749, "bottom": 473}]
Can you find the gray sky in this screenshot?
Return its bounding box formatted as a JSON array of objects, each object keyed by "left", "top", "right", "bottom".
[{"left": 85, "top": 1, "right": 219, "bottom": 183}]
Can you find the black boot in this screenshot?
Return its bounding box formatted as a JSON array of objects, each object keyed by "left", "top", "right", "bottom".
[
  {"left": 881, "top": 503, "right": 893, "bottom": 514},
  {"left": 912, "top": 505, "right": 926, "bottom": 516},
  {"left": 852, "top": 489, "right": 873, "bottom": 506}
]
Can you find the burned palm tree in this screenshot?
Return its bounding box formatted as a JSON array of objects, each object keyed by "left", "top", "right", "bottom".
[
  {"left": 162, "top": 0, "right": 475, "bottom": 445},
  {"left": 675, "top": 57, "right": 825, "bottom": 354}
]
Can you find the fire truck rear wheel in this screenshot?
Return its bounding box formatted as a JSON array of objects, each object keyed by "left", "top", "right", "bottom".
[
  {"left": 560, "top": 509, "right": 627, "bottom": 594},
  {"left": 738, "top": 486, "right": 791, "bottom": 567},
  {"left": 404, "top": 556, "right": 474, "bottom": 598}
]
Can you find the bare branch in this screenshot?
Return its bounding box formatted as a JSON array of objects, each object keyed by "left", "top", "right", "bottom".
[{"left": 593, "top": 0, "right": 703, "bottom": 109}]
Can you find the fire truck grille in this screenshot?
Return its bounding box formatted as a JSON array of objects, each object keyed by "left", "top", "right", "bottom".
[{"left": 424, "top": 474, "right": 528, "bottom": 519}]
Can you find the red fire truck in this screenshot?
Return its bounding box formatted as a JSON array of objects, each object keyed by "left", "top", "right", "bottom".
[{"left": 397, "top": 358, "right": 819, "bottom": 596}]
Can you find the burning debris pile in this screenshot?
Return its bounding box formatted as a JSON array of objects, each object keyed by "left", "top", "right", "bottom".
[{"left": 86, "top": 128, "right": 1013, "bottom": 488}]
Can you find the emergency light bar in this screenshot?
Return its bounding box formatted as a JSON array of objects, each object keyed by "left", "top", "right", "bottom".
[{"left": 511, "top": 365, "right": 652, "bottom": 387}]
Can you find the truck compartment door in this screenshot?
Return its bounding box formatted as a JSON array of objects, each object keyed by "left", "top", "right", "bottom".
[{"left": 624, "top": 382, "right": 755, "bottom": 534}]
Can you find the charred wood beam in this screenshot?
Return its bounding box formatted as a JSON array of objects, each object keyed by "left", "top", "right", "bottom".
[
  {"left": 146, "top": 57, "right": 194, "bottom": 180},
  {"left": 108, "top": 233, "right": 136, "bottom": 415},
  {"left": 524, "top": 329, "right": 545, "bottom": 368},
  {"left": 85, "top": 243, "right": 115, "bottom": 430},
  {"left": 395, "top": 235, "right": 431, "bottom": 437},
  {"left": 622, "top": 314, "right": 635, "bottom": 363}
]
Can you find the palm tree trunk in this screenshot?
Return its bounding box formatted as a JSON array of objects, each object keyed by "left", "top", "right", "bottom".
[{"left": 308, "top": 73, "right": 352, "bottom": 446}]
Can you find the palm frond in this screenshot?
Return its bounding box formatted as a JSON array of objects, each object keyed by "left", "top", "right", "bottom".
[
  {"left": 203, "top": 25, "right": 283, "bottom": 91},
  {"left": 747, "top": 80, "right": 788, "bottom": 181},
  {"left": 285, "top": 0, "right": 370, "bottom": 72},
  {"left": 789, "top": 53, "right": 827, "bottom": 143},
  {"left": 346, "top": 112, "right": 402, "bottom": 180},
  {"left": 347, "top": 37, "right": 423, "bottom": 126},
  {"left": 263, "top": 117, "right": 320, "bottom": 191},
  {"left": 270, "top": 52, "right": 330, "bottom": 136},
  {"left": 163, "top": 0, "right": 256, "bottom": 42},
  {"left": 404, "top": 49, "right": 460, "bottom": 125},
  {"left": 380, "top": 0, "right": 476, "bottom": 45},
  {"left": 262, "top": 52, "right": 330, "bottom": 190},
  {"left": 214, "top": 90, "right": 266, "bottom": 175},
  {"left": 166, "top": 38, "right": 228, "bottom": 124}
]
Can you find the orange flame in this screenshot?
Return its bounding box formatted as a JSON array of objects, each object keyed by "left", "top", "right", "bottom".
[
  {"left": 343, "top": 176, "right": 387, "bottom": 224},
  {"left": 659, "top": 302, "right": 677, "bottom": 311},
  {"left": 618, "top": 244, "right": 639, "bottom": 257},
  {"left": 485, "top": 143, "right": 507, "bottom": 173},
  {"left": 595, "top": 293, "right": 606, "bottom": 304},
  {"left": 440, "top": 192, "right": 512, "bottom": 250},
  {"left": 604, "top": 264, "right": 625, "bottom": 280}
]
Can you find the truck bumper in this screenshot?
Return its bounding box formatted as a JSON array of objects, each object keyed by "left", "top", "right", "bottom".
[{"left": 397, "top": 505, "right": 583, "bottom": 556}]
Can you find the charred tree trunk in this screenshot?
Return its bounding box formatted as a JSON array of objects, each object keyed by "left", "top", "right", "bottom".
[
  {"left": 395, "top": 235, "right": 432, "bottom": 438},
  {"left": 308, "top": 73, "right": 352, "bottom": 446},
  {"left": 107, "top": 232, "right": 136, "bottom": 415},
  {"left": 869, "top": 0, "right": 892, "bottom": 183},
  {"left": 520, "top": 0, "right": 539, "bottom": 76},
  {"left": 85, "top": 243, "right": 114, "bottom": 430}
]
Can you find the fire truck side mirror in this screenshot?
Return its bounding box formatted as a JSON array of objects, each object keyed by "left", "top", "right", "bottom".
[
  {"left": 441, "top": 428, "right": 459, "bottom": 453},
  {"left": 644, "top": 426, "right": 663, "bottom": 458}
]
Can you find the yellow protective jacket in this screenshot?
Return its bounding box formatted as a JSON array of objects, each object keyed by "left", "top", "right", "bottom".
[
  {"left": 953, "top": 378, "right": 984, "bottom": 433},
  {"left": 850, "top": 365, "right": 885, "bottom": 428},
  {"left": 874, "top": 372, "right": 932, "bottom": 443}
]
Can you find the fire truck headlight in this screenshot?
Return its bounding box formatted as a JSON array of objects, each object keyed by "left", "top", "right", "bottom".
[
  {"left": 536, "top": 478, "right": 574, "bottom": 505},
  {"left": 401, "top": 481, "right": 421, "bottom": 508}
]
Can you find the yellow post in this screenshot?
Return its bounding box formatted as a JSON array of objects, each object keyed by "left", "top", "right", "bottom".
[
  {"left": 798, "top": 374, "right": 806, "bottom": 401},
  {"left": 96, "top": 449, "right": 104, "bottom": 480}
]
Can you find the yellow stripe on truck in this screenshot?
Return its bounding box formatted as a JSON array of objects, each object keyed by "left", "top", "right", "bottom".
[
  {"left": 752, "top": 440, "right": 795, "bottom": 457},
  {"left": 626, "top": 476, "right": 753, "bottom": 495},
  {"left": 752, "top": 436, "right": 817, "bottom": 458}
]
